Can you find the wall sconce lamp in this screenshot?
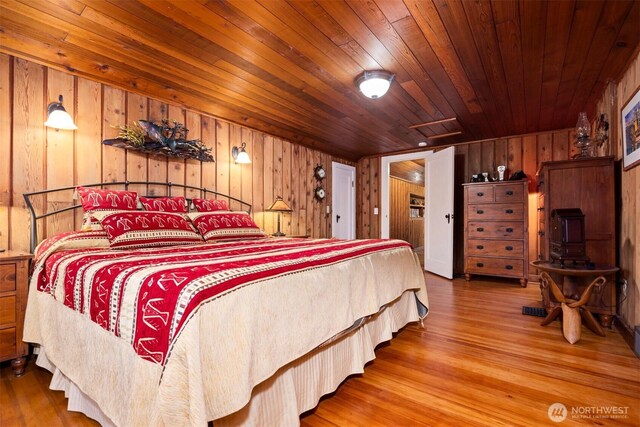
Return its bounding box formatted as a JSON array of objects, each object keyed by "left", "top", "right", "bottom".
[
  {"left": 355, "top": 70, "right": 395, "bottom": 99},
  {"left": 44, "top": 95, "right": 77, "bottom": 130},
  {"left": 266, "top": 196, "right": 292, "bottom": 236},
  {"left": 232, "top": 142, "right": 251, "bottom": 164}
]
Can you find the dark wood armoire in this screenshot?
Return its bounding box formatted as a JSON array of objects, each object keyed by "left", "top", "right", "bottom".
[{"left": 536, "top": 156, "right": 617, "bottom": 325}]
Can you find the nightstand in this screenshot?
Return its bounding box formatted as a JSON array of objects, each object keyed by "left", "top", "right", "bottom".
[{"left": 0, "top": 251, "right": 31, "bottom": 376}]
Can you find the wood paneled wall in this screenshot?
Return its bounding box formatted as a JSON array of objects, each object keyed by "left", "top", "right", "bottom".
[
  {"left": 389, "top": 177, "right": 424, "bottom": 249},
  {"left": 357, "top": 128, "right": 577, "bottom": 279},
  {"left": 0, "top": 54, "right": 349, "bottom": 252},
  {"left": 597, "top": 50, "right": 640, "bottom": 330}
]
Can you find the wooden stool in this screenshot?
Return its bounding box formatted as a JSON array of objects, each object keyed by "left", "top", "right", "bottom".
[{"left": 539, "top": 271, "right": 606, "bottom": 343}]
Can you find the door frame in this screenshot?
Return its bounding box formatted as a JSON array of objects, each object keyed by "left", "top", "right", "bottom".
[
  {"left": 380, "top": 151, "right": 433, "bottom": 239},
  {"left": 332, "top": 162, "right": 356, "bottom": 239}
]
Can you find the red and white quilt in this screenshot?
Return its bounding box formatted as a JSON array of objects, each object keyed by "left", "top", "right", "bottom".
[{"left": 34, "top": 238, "right": 414, "bottom": 365}]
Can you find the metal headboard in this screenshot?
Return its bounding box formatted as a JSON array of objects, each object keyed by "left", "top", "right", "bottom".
[{"left": 23, "top": 181, "right": 252, "bottom": 253}]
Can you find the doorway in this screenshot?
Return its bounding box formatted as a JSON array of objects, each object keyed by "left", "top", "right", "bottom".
[
  {"left": 332, "top": 162, "right": 356, "bottom": 239},
  {"left": 388, "top": 159, "right": 426, "bottom": 265},
  {"left": 381, "top": 147, "right": 455, "bottom": 278}
]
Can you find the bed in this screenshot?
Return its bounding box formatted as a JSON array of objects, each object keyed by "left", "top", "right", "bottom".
[{"left": 22, "top": 182, "right": 429, "bottom": 426}]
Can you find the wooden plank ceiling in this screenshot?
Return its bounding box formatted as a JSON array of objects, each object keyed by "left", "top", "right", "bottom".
[
  {"left": 1, "top": 0, "right": 638, "bottom": 161},
  {"left": 390, "top": 159, "right": 424, "bottom": 183}
]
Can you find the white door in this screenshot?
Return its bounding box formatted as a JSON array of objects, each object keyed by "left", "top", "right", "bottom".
[
  {"left": 425, "top": 146, "right": 455, "bottom": 278},
  {"left": 332, "top": 162, "right": 356, "bottom": 239}
]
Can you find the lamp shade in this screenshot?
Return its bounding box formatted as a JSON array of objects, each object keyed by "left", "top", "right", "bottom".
[
  {"left": 235, "top": 149, "right": 251, "bottom": 164},
  {"left": 44, "top": 95, "right": 77, "bottom": 130},
  {"left": 267, "top": 196, "right": 292, "bottom": 212},
  {"left": 355, "top": 70, "right": 395, "bottom": 99},
  {"left": 232, "top": 142, "right": 251, "bottom": 164}
]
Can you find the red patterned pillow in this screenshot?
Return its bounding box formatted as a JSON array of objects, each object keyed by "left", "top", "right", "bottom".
[
  {"left": 192, "top": 198, "right": 229, "bottom": 212},
  {"left": 139, "top": 196, "right": 187, "bottom": 213},
  {"left": 77, "top": 186, "right": 138, "bottom": 212},
  {"left": 35, "top": 230, "right": 110, "bottom": 263},
  {"left": 93, "top": 211, "right": 203, "bottom": 249},
  {"left": 81, "top": 210, "right": 118, "bottom": 231},
  {"left": 188, "top": 211, "right": 267, "bottom": 241}
]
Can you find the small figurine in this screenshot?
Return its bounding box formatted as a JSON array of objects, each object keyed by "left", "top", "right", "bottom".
[
  {"left": 482, "top": 172, "right": 489, "bottom": 182},
  {"left": 497, "top": 165, "right": 506, "bottom": 181}
]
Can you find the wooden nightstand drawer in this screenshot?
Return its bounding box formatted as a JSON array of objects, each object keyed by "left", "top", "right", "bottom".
[
  {"left": 466, "top": 257, "right": 524, "bottom": 278},
  {"left": 467, "top": 185, "right": 494, "bottom": 204},
  {"left": 468, "top": 203, "right": 524, "bottom": 221},
  {"left": 494, "top": 183, "right": 524, "bottom": 202},
  {"left": 0, "top": 252, "right": 32, "bottom": 376},
  {"left": 0, "top": 327, "right": 17, "bottom": 359},
  {"left": 0, "top": 296, "right": 16, "bottom": 325},
  {"left": 0, "top": 264, "right": 16, "bottom": 292},
  {"left": 467, "top": 239, "right": 524, "bottom": 257},
  {"left": 468, "top": 222, "right": 524, "bottom": 239}
]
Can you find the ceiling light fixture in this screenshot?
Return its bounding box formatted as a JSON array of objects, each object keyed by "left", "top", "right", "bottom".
[
  {"left": 44, "top": 94, "right": 77, "bottom": 130},
  {"left": 418, "top": 142, "right": 428, "bottom": 147},
  {"left": 231, "top": 142, "right": 251, "bottom": 164},
  {"left": 355, "top": 70, "right": 395, "bottom": 99}
]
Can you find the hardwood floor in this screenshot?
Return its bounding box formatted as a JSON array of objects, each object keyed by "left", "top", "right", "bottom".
[{"left": 1, "top": 274, "right": 638, "bottom": 426}]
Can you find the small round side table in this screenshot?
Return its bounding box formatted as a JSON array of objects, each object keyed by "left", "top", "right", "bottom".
[{"left": 530, "top": 261, "right": 619, "bottom": 343}]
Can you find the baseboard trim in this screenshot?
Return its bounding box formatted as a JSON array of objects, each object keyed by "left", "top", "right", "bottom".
[{"left": 614, "top": 316, "right": 636, "bottom": 356}]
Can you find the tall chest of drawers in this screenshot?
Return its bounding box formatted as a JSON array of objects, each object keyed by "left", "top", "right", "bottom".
[{"left": 463, "top": 181, "right": 529, "bottom": 287}]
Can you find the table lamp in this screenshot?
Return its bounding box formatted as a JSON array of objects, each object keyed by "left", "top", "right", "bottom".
[{"left": 266, "top": 196, "right": 292, "bottom": 237}]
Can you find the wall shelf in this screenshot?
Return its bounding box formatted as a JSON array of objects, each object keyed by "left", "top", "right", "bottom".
[{"left": 409, "top": 193, "right": 425, "bottom": 219}]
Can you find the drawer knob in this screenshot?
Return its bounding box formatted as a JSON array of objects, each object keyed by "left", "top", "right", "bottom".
[
  {"left": 537, "top": 207, "right": 544, "bottom": 211},
  {"left": 476, "top": 245, "right": 484, "bottom": 250},
  {"left": 506, "top": 190, "right": 513, "bottom": 195},
  {"left": 477, "top": 227, "right": 484, "bottom": 232},
  {"left": 477, "top": 210, "right": 484, "bottom": 214},
  {"left": 476, "top": 262, "right": 484, "bottom": 267},
  {"left": 505, "top": 246, "right": 513, "bottom": 251},
  {"left": 506, "top": 228, "right": 513, "bottom": 233},
  {"left": 538, "top": 231, "right": 545, "bottom": 236},
  {"left": 505, "top": 265, "right": 513, "bottom": 270},
  {"left": 477, "top": 192, "right": 484, "bottom": 196},
  {"left": 505, "top": 209, "right": 514, "bottom": 214}
]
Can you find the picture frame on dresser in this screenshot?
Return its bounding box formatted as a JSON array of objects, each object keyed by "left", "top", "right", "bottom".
[{"left": 621, "top": 84, "right": 640, "bottom": 170}]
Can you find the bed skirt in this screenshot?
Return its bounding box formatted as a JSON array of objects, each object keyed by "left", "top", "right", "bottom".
[{"left": 36, "top": 289, "right": 422, "bottom": 426}]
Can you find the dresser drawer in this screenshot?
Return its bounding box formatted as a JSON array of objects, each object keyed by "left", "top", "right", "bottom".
[
  {"left": 0, "top": 327, "right": 17, "bottom": 359},
  {"left": 494, "top": 184, "right": 524, "bottom": 202},
  {"left": 0, "top": 264, "right": 16, "bottom": 292},
  {"left": 0, "top": 296, "right": 16, "bottom": 325},
  {"left": 467, "top": 185, "right": 494, "bottom": 204},
  {"left": 468, "top": 203, "right": 524, "bottom": 221},
  {"left": 467, "top": 239, "right": 524, "bottom": 257},
  {"left": 466, "top": 257, "right": 524, "bottom": 278},
  {"left": 468, "top": 221, "right": 524, "bottom": 239}
]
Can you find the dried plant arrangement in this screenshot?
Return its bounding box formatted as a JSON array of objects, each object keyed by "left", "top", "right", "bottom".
[{"left": 104, "top": 119, "right": 214, "bottom": 162}]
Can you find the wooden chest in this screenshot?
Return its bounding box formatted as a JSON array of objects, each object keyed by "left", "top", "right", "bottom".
[
  {"left": 463, "top": 181, "right": 529, "bottom": 287},
  {"left": 0, "top": 252, "right": 31, "bottom": 376},
  {"left": 536, "top": 157, "right": 616, "bottom": 322}
]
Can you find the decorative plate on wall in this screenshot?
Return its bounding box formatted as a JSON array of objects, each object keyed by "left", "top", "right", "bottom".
[
  {"left": 314, "top": 186, "right": 326, "bottom": 200},
  {"left": 314, "top": 165, "right": 326, "bottom": 180}
]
